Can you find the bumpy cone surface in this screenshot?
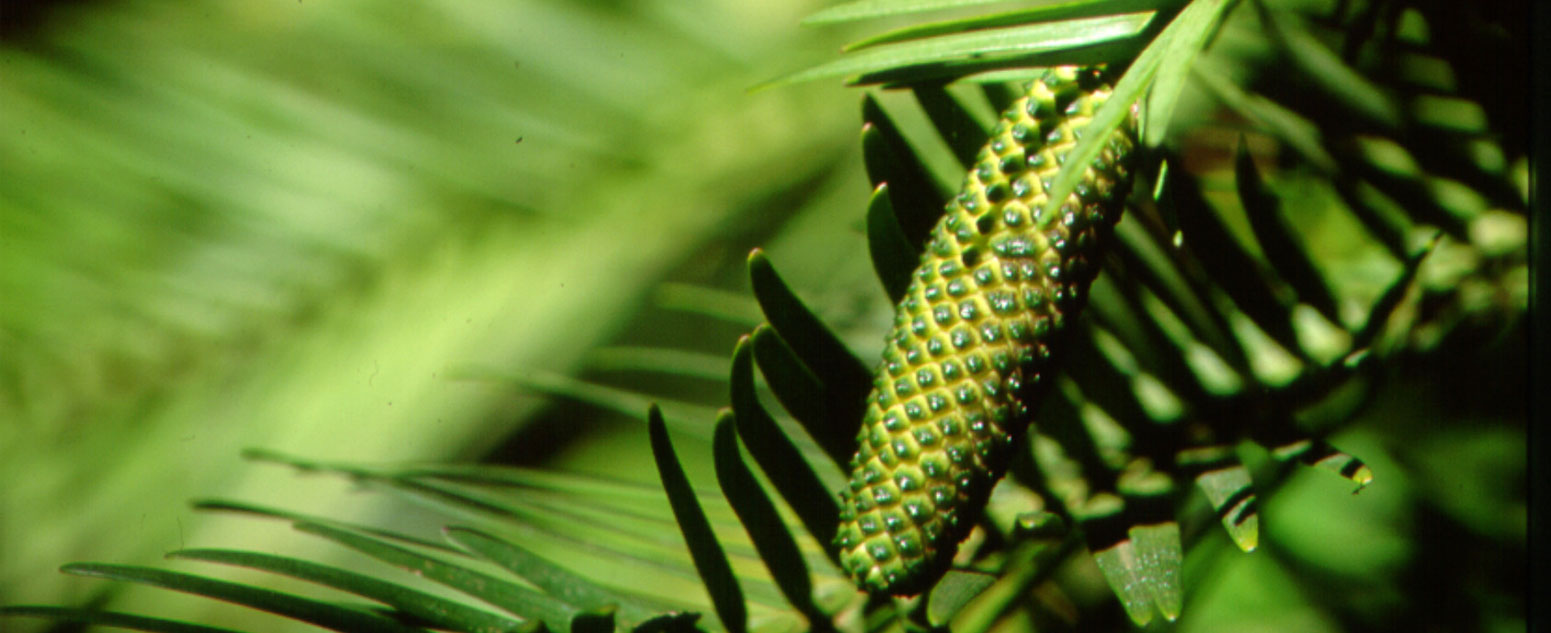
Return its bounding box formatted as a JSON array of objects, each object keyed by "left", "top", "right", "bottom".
[{"left": 834, "top": 66, "right": 1139, "bottom": 595}]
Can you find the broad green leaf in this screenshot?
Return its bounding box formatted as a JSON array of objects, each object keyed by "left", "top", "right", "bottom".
[
  {"left": 60, "top": 563, "right": 423, "bottom": 633},
  {"left": 0, "top": 606, "right": 248, "bottom": 633},
  {"left": 648, "top": 406, "right": 747, "bottom": 633},
  {"left": 166, "top": 549, "right": 524, "bottom": 633},
  {"left": 864, "top": 184, "right": 920, "bottom": 302},
  {"left": 711, "top": 415, "right": 826, "bottom": 622},
  {"left": 293, "top": 522, "right": 579, "bottom": 630}
]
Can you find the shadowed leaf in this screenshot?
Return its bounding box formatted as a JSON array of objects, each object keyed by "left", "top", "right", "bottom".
[
  {"left": 711, "top": 414, "right": 827, "bottom": 624},
  {"left": 569, "top": 608, "right": 616, "bottom": 633},
  {"left": 1168, "top": 164, "right": 1303, "bottom": 352},
  {"left": 861, "top": 98, "right": 952, "bottom": 244},
  {"left": 1235, "top": 140, "right": 1343, "bottom": 326},
  {"left": 648, "top": 405, "right": 747, "bottom": 633},
  {"left": 1351, "top": 232, "right": 1437, "bottom": 348},
  {"left": 730, "top": 335, "right": 842, "bottom": 546},
  {"left": 0, "top": 606, "right": 248, "bottom": 633},
  {"left": 865, "top": 184, "right": 920, "bottom": 302},
  {"left": 926, "top": 570, "right": 998, "bottom": 626},
  {"left": 1176, "top": 445, "right": 1261, "bottom": 551},
  {"left": 747, "top": 250, "right": 874, "bottom": 410},
  {"left": 911, "top": 83, "right": 990, "bottom": 166}
]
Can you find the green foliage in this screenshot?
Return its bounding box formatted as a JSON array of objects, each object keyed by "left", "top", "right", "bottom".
[{"left": 2, "top": 0, "right": 1527, "bottom": 632}]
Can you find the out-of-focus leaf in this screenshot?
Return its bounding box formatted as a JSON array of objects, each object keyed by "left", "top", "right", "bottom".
[
  {"left": 1253, "top": 2, "right": 1401, "bottom": 131},
  {"left": 192, "top": 498, "right": 462, "bottom": 555},
  {"left": 59, "top": 563, "right": 424, "bottom": 633},
  {"left": 1091, "top": 521, "right": 1183, "bottom": 625},
  {"left": 802, "top": 0, "right": 1024, "bottom": 25},
  {"left": 1176, "top": 445, "right": 1260, "bottom": 552},
  {"left": 1235, "top": 141, "right": 1343, "bottom": 327},
  {"left": 653, "top": 283, "right": 764, "bottom": 327},
  {"left": 1351, "top": 233, "right": 1437, "bottom": 349},
  {"left": 926, "top": 570, "right": 998, "bottom": 626},
  {"left": 1256, "top": 427, "right": 1373, "bottom": 491},
  {"left": 1168, "top": 165, "right": 1303, "bottom": 353},
  {"left": 647, "top": 406, "right": 747, "bottom": 633},
  {"left": 584, "top": 346, "right": 731, "bottom": 382},
  {"left": 0, "top": 606, "right": 247, "bottom": 633},
  {"left": 449, "top": 366, "right": 719, "bottom": 439}
]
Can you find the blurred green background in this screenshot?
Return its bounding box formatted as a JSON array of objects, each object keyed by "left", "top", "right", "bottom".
[
  {"left": 0, "top": 0, "right": 865, "bottom": 620},
  {"left": 0, "top": 1, "right": 1526, "bottom": 632}
]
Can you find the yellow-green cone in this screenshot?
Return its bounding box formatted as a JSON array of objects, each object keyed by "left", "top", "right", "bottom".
[{"left": 834, "top": 66, "right": 1139, "bottom": 595}]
